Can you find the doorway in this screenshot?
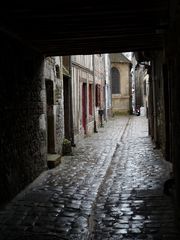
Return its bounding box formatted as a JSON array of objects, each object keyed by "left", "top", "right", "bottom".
[
  {"left": 82, "top": 83, "right": 87, "bottom": 134},
  {"left": 63, "top": 76, "right": 71, "bottom": 140},
  {"left": 45, "top": 79, "right": 55, "bottom": 153}
]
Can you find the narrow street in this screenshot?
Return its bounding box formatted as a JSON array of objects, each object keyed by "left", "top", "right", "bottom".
[{"left": 0, "top": 116, "right": 179, "bottom": 240}]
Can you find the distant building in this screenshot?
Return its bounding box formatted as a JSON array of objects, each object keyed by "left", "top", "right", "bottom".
[{"left": 110, "top": 53, "right": 132, "bottom": 115}]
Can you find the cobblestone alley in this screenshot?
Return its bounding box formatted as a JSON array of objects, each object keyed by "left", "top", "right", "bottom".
[{"left": 0, "top": 116, "right": 180, "bottom": 240}]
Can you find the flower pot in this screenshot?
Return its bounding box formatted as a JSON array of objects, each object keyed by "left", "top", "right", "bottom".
[{"left": 62, "top": 140, "right": 72, "bottom": 155}]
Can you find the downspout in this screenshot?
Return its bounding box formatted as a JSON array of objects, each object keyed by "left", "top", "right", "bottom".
[{"left": 93, "top": 55, "right": 98, "bottom": 133}]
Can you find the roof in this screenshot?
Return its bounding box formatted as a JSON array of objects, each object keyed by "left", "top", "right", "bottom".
[{"left": 109, "top": 53, "right": 132, "bottom": 64}]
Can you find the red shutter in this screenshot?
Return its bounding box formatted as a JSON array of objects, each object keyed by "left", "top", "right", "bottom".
[{"left": 89, "top": 84, "right": 92, "bottom": 115}]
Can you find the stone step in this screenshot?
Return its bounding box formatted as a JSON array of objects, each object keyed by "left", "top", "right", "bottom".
[{"left": 47, "top": 154, "right": 61, "bottom": 169}]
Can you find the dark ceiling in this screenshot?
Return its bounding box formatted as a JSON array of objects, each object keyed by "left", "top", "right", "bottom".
[{"left": 0, "top": 1, "right": 177, "bottom": 56}]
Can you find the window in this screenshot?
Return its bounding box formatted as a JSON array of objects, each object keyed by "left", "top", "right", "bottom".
[{"left": 111, "top": 67, "right": 120, "bottom": 94}]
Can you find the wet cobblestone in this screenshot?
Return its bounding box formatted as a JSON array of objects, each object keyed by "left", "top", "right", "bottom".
[
  {"left": 91, "top": 116, "right": 180, "bottom": 240},
  {"left": 0, "top": 117, "right": 128, "bottom": 240},
  {"left": 0, "top": 116, "right": 179, "bottom": 239}
]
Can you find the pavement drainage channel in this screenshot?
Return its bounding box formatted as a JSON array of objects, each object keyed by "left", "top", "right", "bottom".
[
  {"left": 86, "top": 118, "right": 132, "bottom": 239},
  {"left": 87, "top": 142, "right": 128, "bottom": 239}
]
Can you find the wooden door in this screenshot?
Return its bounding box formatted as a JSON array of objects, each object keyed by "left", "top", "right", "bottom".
[{"left": 82, "top": 83, "right": 87, "bottom": 134}]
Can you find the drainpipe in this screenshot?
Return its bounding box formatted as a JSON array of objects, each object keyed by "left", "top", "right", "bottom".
[{"left": 93, "top": 55, "right": 98, "bottom": 133}]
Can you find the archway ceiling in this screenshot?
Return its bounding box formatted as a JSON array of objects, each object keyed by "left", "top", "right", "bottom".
[{"left": 0, "top": 1, "right": 175, "bottom": 56}]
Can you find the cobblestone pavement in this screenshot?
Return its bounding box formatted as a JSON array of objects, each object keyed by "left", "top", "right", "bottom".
[
  {"left": 0, "top": 116, "right": 179, "bottom": 240},
  {"left": 91, "top": 116, "right": 180, "bottom": 240}
]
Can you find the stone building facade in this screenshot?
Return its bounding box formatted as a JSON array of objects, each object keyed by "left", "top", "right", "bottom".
[
  {"left": 71, "top": 54, "right": 106, "bottom": 141},
  {"left": 44, "top": 57, "right": 64, "bottom": 156},
  {"left": 71, "top": 54, "right": 94, "bottom": 140},
  {"left": 110, "top": 53, "right": 132, "bottom": 115},
  {"left": 94, "top": 54, "right": 106, "bottom": 128}
]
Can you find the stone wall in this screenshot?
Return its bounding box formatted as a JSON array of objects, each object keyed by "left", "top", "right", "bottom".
[
  {"left": 111, "top": 62, "right": 131, "bottom": 115},
  {"left": 44, "top": 57, "right": 64, "bottom": 154},
  {"left": 0, "top": 34, "right": 47, "bottom": 205},
  {"left": 152, "top": 51, "right": 166, "bottom": 155}
]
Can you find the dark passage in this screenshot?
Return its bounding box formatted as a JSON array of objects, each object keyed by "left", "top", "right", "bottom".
[{"left": 0, "top": 116, "right": 179, "bottom": 240}]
